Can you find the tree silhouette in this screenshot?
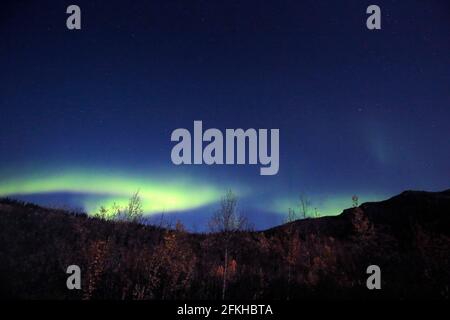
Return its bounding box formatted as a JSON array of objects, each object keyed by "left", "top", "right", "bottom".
[{"left": 209, "top": 190, "right": 247, "bottom": 300}]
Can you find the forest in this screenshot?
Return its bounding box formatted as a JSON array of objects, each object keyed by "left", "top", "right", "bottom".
[{"left": 0, "top": 189, "right": 449, "bottom": 300}]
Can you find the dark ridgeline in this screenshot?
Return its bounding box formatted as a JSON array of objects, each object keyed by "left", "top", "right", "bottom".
[{"left": 0, "top": 189, "right": 449, "bottom": 300}]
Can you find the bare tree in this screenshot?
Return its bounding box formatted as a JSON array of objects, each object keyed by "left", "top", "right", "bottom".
[
  {"left": 299, "top": 194, "right": 311, "bottom": 219},
  {"left": 93, "top": 206, "right": 110, "bottom": 220},
  {"left": 285, "top": 207, "right": 298, "bottom": 224},
  {"left": 352, "top": 195, "right": 359, "bottom": 208},
  {"left": 283, "top": 193, "right": 313, "bottom": 298},
  {"left": 209, "top": 190, "right": 247, "bottom": 300},
  {"left": 125, "top": 190, "right": 144, "bottom": 223},
  {"left": 94, "top": 190, "right": 144, "bottom": 223},
  {"left": 313, "top": 207, "right": 320, "bottom": 218}
]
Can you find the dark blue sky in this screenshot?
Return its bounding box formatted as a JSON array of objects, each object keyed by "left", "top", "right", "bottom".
[{"left": 1, "top": 0, "right": 449, "bottom": 229}]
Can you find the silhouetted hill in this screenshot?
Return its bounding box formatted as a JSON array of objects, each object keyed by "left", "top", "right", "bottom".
[
  {"left": 0, "top": 190, "right": 449, "bottom": 300},
  {"left": 268, "top": 189, "right": 450, "bottom": 238}
]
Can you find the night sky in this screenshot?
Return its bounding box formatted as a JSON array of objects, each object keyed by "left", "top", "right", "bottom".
[{"left": 1, "top": 0, "right": 449, "bottom": 230}]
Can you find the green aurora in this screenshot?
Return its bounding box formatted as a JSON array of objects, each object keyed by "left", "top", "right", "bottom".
[
  {"left": 0, "top": 169, "right": 225, "bottom": 215},
  {"left": 0, "top": 168, "right": 386, "bottom": 221}
]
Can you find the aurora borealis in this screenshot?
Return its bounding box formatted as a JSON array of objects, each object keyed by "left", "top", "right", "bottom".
[
  {"left": 1, "top": 1, "right": 449, "bottom": 230},
  {"left": 0, "top": 169, "right": 223, "bottom": 214}
]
